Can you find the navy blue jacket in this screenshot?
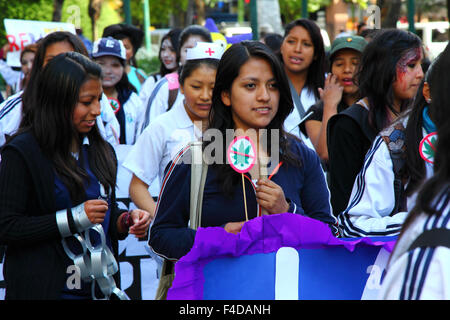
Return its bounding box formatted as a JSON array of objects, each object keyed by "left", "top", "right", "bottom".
[{"left": 149, "top": 137, "right": 339, "bottom": 260}]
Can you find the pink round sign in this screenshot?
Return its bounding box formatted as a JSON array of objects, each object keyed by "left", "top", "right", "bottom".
[{"left": 227, "top": 136, "right": 256, "bottom": 174}]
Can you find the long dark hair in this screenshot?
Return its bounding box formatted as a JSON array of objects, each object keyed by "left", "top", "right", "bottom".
[
  {"left": 205, "top": 41, "right": 301, "bottom": 196},
  {"left": 21, "top": 31, "right": 88, "bottom": 117},
  {"left": 158, "top": 28, "right": 182, "bottom": 76},
  {"left": 281, "top": 19, "right": 326, "bottom": 100},
  {"left": 20, "top": 52, "right": 116, "bottom": 203},
  {"left": 403, "top": 80, "right": 427, "bottom": 197},
  {"left": 357, "top": 29, "right": 422, "bottom": 133},
  {"left": 399, "top": 43, "right": 450, "bottom": 237}
]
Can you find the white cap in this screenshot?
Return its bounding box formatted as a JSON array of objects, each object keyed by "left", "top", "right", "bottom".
[{"left": 186, "top": 42, "right": 224, "bottom": 61}]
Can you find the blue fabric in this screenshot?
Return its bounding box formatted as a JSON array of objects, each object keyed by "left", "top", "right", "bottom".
[
  {"left": 422, "top": 106, "right": 437, "bottom": 134},
  {"left": 55, "top": 144, "right": 112, "bottom": 299},
  {"left": 202, "top": 246, "right": 382, "bottom": 300}
]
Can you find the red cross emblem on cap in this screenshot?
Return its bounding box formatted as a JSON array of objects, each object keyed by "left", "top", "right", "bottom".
[{"left": 205, "top": 47, "right": 215, "bottom": 56}]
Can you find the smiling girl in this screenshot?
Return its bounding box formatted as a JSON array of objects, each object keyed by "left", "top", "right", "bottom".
[
  {"left": 0, "top": 52, "right": 150, "bottom": 299},
  {"left": 139, "top": 28, "right": 182, "bottom": 108}
]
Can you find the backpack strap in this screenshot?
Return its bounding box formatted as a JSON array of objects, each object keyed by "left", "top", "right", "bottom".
[
  {"left": 380, "top": 122, "right": 407, "bottom": 216},
  {"left": 327, "top": 103, "right": 377, "bottom": 148},
  {"left": 139, "top": 77, "right": 168, "bottom": 134},
  {"left": 408, "top": 228, "right": 450, "bottom": 251}
]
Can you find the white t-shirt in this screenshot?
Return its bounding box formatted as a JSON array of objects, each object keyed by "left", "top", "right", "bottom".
[
  {"left": 123, "top": 98, "right": 201, "bottom": 197},
  {"left": 283, "top": 86, "right": 316, "bottom": 150}
]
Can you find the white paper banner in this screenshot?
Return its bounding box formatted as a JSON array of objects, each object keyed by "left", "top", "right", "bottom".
[{"left": 3, "top": 19, "right": 76, "bottom": 67}]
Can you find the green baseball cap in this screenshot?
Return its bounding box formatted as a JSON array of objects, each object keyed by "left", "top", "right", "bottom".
[{"left": 329, "top": 35, "right": 368, "bottom": 59}]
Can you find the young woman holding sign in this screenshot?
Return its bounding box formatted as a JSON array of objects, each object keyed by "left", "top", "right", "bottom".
[{"left": 149, "top": 41, "right": 339, "bottom": 261}]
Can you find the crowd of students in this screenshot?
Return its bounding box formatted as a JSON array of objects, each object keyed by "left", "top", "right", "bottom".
[{"left": 0, "top": 18, "right": 449, "bottom": 300}]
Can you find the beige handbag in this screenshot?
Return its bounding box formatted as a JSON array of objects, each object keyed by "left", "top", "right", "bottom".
[{"left": 155, "top": 141, "right": 208, "bottom": 300}]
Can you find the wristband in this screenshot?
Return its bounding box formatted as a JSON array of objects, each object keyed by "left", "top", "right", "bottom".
[
  {"left": 286, "top": 198, "right": 297, "bottom": 213},
  {"left": 120, "top": 211, "right": 133, "bottom": 230},
  {"left": 56, "top": 209, "right": 72, "bottom": 238}
]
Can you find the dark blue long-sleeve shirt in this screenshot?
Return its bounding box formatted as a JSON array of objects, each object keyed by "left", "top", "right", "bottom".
[{"left": 148, "top": 137, "right": 339, "bottom": 260}]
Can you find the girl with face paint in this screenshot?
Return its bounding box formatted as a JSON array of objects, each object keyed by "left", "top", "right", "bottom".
[
  {"left": 379, "top": 43, "right": 450, "bottom": 299},
  {"left": 338, "top": 51, "right": 440, "bottom": 238},
  {"left": 139, "top": 28, "right": 182, "bottom": 111},
  {"left": 92, "top": 37, "right": 144, "bottom": 146},
  {"left": 327, "top": 29, "right": 424, "bottom": 217}
]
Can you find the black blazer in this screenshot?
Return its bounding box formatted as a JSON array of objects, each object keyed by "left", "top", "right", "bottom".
[{"left": 0, "top": 131, "right": 126, "bottom": 299}]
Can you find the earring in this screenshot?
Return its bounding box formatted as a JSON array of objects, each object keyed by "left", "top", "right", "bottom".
[{"left": 426, "top": 98, "right": 432, "bottom": 103}]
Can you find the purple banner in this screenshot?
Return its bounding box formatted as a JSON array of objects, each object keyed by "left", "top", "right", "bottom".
[{"left": 167, "top": 213, "right": 396, "bottom": 300}]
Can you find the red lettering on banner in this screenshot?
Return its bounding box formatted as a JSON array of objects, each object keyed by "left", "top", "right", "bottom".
[
  {"left": 18, "top": 32, "right": 29, "bottom": 50},
  {"left": 6, "top": 35, "right": 20, "bottom": 52}
]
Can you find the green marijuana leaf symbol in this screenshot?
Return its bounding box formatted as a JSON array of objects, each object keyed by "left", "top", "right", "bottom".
[
  {"left": 232, "top": 141, "right": 250, "bottom": 167},
  {"left": 423, "top": 137, "right": 436, "bottom": 159}
]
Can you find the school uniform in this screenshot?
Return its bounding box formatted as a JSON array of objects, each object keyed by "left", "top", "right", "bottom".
[
  {"left": 111, "top": 89, "right": 146, "bottom": 198},
  {"left": 378, "top": 188, "right": 450, "bottom": 300},
  {"left": 123, "top": 98, "right": 201, "bottom": 197},
  {"left": 327, "top": 101, "right": 376, "bottom": 217},
  {"left": 0, "top": 92, "right": 120, "bottom": 147},
  {"left": 0, "top": 131, "right": 126, "bottom": 299},
  {"left": 148, "top": 137, "right": 340, "bottom": 261},
  {"left": 0, "top": 60, "right": 22, "bottom": 93},
  {"left": 127, "top": 65, "right": 147, "bottom": 93},
  {"left": 338, "top": 119, "right": 434, "bottom": 238},
  {"left": 147, "top": 78, "right": 184, "bottom": 124},
  {"left": 138, "top": 73, "right": 161, "bottom": 107},
  {"left": 283, "top": 85, "right": 316, "bottom": 150}
]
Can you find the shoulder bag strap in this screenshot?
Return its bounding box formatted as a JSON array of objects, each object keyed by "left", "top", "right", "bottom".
[
  {"left": 190, "top": 141, "right": 208, "bottom": 230},
  {"left": 288, "top": 80, "right": 306, "bottom": 120}
]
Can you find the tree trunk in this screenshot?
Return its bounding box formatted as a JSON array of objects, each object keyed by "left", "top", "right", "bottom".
[
  {"left": 447, "top": 0, "right": 450, "bottom": 38},
  {"left": 186, "top": 0, "right": 195, "bottom": 26},
  {"left": 377, "top": 0, "right": 402, "bottom": 28},
  {"left": 52, "top": 0, "right": 65, "bottom": 22},
  {"left": 89, "top": 0, "right": 103, "bottom": 41},
  {"left": 194, "top": 0, "right": 205, "bottom": 25}
]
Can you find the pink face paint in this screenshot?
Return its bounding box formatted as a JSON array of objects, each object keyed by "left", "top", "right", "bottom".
[{"left": 396, "top": 47, "right": 422, "bottom": 77}]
